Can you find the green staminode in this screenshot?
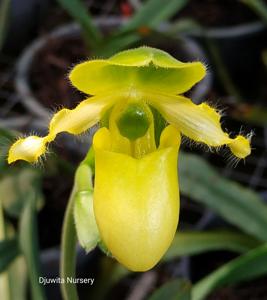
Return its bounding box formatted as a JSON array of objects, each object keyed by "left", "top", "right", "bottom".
[{"left": 117, "top": 103, "right": 150, "bottom": 140}]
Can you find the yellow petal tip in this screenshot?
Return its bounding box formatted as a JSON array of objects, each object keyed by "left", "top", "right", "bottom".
[
  {"left": 8, "top": 136, "right": 47, "bottom": 164},
  {"left": 229, "top": 135, "right": 251, "bottom": 159}
]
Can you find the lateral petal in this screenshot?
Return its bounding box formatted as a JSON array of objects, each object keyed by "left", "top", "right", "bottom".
[
  {"left": 148, "top": 92, "right": 251, "bottom": 158},
  {"left": 8, "top": 94, "right": 116, "bottom": 163}
]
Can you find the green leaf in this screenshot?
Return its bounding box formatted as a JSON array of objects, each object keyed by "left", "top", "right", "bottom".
[
  {"left": 3, "top": 222, "right": 27, "bottom": 300},
  {"left": 91, "top": 259, "right": 129, "bottom": 300},
  {"left": 263, "top": 49, "right": 267, "bottom": 68},
  {"left": 60, "top": 190, "right": 79, "bottom": 300},
  {"left": 0, "top": 128, "right": 16, "bottom": 172},
  {"left": 121, "top": 0, "right": 189, "bottom": 33},
  {"left": 8, "top": 255, "right": 27, "bottom": 300},
  {"left": 192, "top": 244, "right": 267, "bottom": 300},
  {"left": 0, "top": 0, "right": 10, "bottom": 51},
  {"left": 168, "top": 18, "right": 200, "bottom": 34},
  {"left": 0, "top": 239, "right": 19, "bottom": 273},
  {"left": 148, "top": 278, "right": 191, "bottom": 300},
  {"left": 19, "top": 194, "right": 46, "bottom": 300},
  {"left": 74, "top": 190, "right": 100, "bottom": 252},
  {"left": 241, "top": 0, "right": 267, "bottom": 23},
  {"left": 179, "top": 152, "right": 267, "bottom": 241},
  {"left": 0, "top": 198, "right": 10, "bottom": 300},
  {"left": 164, "top": 231, "right": 261, "bottom": 261},
  {"left": 97, "top": 33, "right": 141, "bottom": 57},
  {"left": 0, "top": 128, "right": 16, "bottom": 140},
  {"left": 1, "top": 168, "right": 44, "bottom": 218},
  {"left": 56, "top": 0, "right": 101, "bottom": 49}
]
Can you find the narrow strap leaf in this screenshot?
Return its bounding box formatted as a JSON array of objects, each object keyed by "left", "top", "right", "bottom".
[
  {"left": 163, "top": 231, "right": 261, "bottom": 261},
  {"left": 192, "top": 244, "right": 267, "bottom": 300},
  {"left": 241, "top": 0, "right": 267, "bottom": 23},
  {"left": 19, "top": 194, "right": 46, "bottom": 300},
  {"left": 179, "top": 152, "right": 267, "bottom": 241},
  {"left": 60, "top": 187, "right": 79, "bottom": 300},
  {"left": 148, "top": 278, "right": 191, "bottom": 300},
  {"left": 0, "top": 0, "right": 10, "bottom": 51},
  {"left": 121, "top": 0, "right": 189, "bottom": 33},
  {"left": 0, "top": 239, "right": 20, "bottom": 273},
  {"left": 56, "top": 0, "right": 102, "bottom": 49}
]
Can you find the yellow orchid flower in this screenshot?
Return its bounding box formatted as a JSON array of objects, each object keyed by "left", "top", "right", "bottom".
[
  {"left": 8, "top": 46, "right": 250, "bottom": 164},
  {"left": 7, "top": 46, "right": 251, "bottom": 271}
]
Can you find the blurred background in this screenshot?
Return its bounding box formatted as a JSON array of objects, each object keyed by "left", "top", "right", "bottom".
[{"left": 1, "top": 1, "right": 267, "bottom": 300}]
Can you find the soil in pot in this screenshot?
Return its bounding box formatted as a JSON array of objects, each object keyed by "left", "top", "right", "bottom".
[
  {"left": 0, "top": 54, "right": 29, "bottom": 118},
  {"left": 178, "top": 0, "right": 263, "bottom": 27},
  {"left": 177, "top": 0, "right": 267, "bottom": 100},
  {"left": 30, "top": 36, "right": 88, "bottom": 110},
  {"left": 39, "top": 1, "right": 123, "bottom": 34}
]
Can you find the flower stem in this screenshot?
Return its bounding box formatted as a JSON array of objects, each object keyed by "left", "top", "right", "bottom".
[
  {"left": 60, "top": 186, "right": 79, "bottom": 300},
  {"left": 60, "top": 148, "right": 95, "bottom": 300}
]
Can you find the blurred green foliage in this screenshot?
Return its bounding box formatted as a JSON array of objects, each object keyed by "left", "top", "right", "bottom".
[
  {"left": 57, "top": 0, "right": 188, "bottom": 56},
  {"left": 0, "top": 0, "right": 10, "bottom": 51},
  {"left": 0, "top": 128, "right": 46, "bottom": 300}
]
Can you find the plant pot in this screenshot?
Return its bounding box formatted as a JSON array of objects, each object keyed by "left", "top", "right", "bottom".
[
  {"left": 15, "top": 17, "right": 211, "bottom": 127},
  {"left": 3, "top": 0, "right": 50, "bottom": 54},
  {"left": 167, "top": 0, "right": 267, "bottom": 98},
  {"left": 186, "top": 21, "right": 267, "bottom": 98}
]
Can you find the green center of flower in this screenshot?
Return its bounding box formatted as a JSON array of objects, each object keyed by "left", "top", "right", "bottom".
[{"left": 117, "top": 103, "right": 151, "bottom": 140}]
